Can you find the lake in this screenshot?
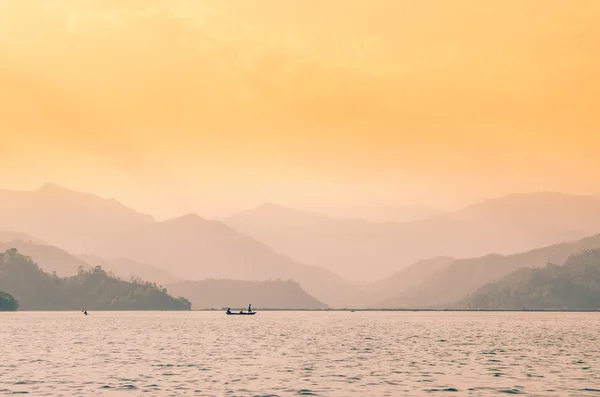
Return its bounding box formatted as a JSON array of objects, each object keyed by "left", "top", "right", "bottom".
[{"left": 1, "top": 311, "right": 599, "bottom": 396}]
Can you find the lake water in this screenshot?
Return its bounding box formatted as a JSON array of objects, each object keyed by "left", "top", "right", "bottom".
[{"left": 1, "top": 311, "right": 599, "bottom": 396}]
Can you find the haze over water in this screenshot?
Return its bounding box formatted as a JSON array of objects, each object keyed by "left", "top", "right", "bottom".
[{"left": 1, "top": 311, "right": 599, "bottom": 396}]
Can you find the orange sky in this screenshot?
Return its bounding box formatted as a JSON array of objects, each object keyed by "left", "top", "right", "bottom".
[{"left": 1, "top": 0, "right": 599, "bottom": 218}]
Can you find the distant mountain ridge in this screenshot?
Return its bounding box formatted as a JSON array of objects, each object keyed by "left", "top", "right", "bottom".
[
  {"left": 0, "top": 238, "right": 178, "bottom": 285},
  {"left": 0, "top": 240, "right": 90, "bottom": 276},
  {"left": 461, "top": 249, "right": 600, "bottom": 310},
  {"left": 377, "top": 233, "right": 600, "bottom": 308},
  {"left": 0, "top": 231, "right": 45, "bottom": 244},
  {"left": 357, "top": 256, "right": 456, "bottom": 307},
  {"left": 0, "top": 248, "right": 190, "bottom": 310},
  {"left": 76, "top": 254, "right": 178, "bottom": 286},
  {"left": 0, "top": 235, "right": 331, "bottom": 309},
  {"left": 0, "top": 184, "right": 154, "bottom": 252},
  {"left": 166, "top": 279, "right": 328, "bottom": 309},
  {"left": 92, "top": 213, "right": 356, "bottom": 307},
  {"left": 225, "top": 192, "right": 600, "bottom": 280},
  {"left": 4, "top": 184, "right": 600, "bottom": 309},
  {"left": 0, "top": 185, "right": 355, "bottom": 306}
]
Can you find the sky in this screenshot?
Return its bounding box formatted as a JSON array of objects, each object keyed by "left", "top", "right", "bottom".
[{"left": 1, "top": 0, "right": 599, "bottom": 219}]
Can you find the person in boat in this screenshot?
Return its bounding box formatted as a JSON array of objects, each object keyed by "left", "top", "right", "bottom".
[
  {"left": 226, "top": 308, "right": 231, "bottom": 314},
  {"left": 248, "top": 304, "right": 252, "bottom": 313},
  {"left": 239, "top": 310, "right": 243, "bottom": 314},
  {"left": 83, "top": 310, "right": 88, "bottom": 315}
]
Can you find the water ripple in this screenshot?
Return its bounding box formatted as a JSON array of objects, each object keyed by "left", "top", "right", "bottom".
[{"left": 1, "top": 311, "right": 600, "bottom": 396}]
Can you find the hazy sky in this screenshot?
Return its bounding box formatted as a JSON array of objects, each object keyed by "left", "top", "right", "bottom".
[{"left": 1, "top": 1, "right": 599, "bottom": 219}]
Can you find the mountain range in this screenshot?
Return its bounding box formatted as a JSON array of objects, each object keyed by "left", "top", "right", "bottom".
[
  {"left": 75, "top": 254, "right": 179, "bottom": 286},
  {"left": 166, "top": 279, "right": 328, "bottom": 310},
  {"left": 357, "top": 256, "right": 456, "bottom": 307},
  {"left": 377, "top": 233, "right": 600, "bottom": 308},
  {"left": 90, "top": 213, "right": 357, "bottom": 306},
  {"left": 0, "top": 248, "right": 190, "bottom": 310},
  {"left": 461, "top": 249, "right": 600, "bottom": 310},
  {"left": 0, "top": 185, "right": 356, "bottom": 306},
  {"left": 0, "top": 231, "right": 45, "bottom": 244},
  {"left": 0, "top": 236, "right": 177, "bottom": 284},
  {"left": 3, "top": 184, "right": 600, "bottom": 309},
  {"left": 0, "top": 239, "right": 90, "bottom": 276},
  {"left": 224, "top": 193, "right": 600, "bottom": 280},
  {"left": 0, "top": 183, "right": 153, "bottom": 253}
]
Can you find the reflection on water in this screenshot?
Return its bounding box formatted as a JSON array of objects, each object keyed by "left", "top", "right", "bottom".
[{"left": 1, "top": 311, "right": 599, "bottom": 396}]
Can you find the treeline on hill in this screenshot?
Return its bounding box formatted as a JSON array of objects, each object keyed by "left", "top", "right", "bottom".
[
  {"left": 0, "top": 249, "right": 191, "bottom": 310},
  {"left": 463, "top": 249, "right": 600, "bottom": 310},
  {"left": 0, "top": 291, "right": 18, "bottom": 311}
]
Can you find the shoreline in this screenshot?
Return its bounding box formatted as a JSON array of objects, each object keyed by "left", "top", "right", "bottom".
[
  {"left": 4, "top": 308, "right": 600, "bottom": 312},
  {"left": 195, "top": 308, "right": 600, "bottom": 312}
]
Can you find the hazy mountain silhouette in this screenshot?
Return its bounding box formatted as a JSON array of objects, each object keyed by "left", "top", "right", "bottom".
[
  {"left": 0, "top": 248, "right": 191, "bottom": 310},
  {"left": 225, "top": 193, "right": 600, "bottom": 280},
  {"left": 377, "top": 234, "right": 600, "bottom": 308},
  {"left": 6, "top": 184, "right": 600, "bottom": 308},
  {"left": 461, "top": 249, "right": 600, "bottom": 310},
  {"left": 94, "top": 213, "right": 356, "bottom": 307},
  {"left": 0, "top": 184, "right": 154, "bottom": 252},
  {"left": 0, "top": 237, "right": 177, "bottom": 285},
  {"left": 0, "top": 185, "right": 356, "bottom": 307},
  {"left": 356, "top": 257, "right": 455, "bottom": 307},
  {"left": 0, "top": 240, "right": 90, "bottom": 276},
  {"left": 225, "top": 203, "right": 404, "bottom": 281},
  {"left": 76, "top": 254, "right": 178, "bottom": 286},
  {"left": 167, "top": 279, "right": 328, "bottom": 309},
  {"left": 0, "top": 231, "right": 45, "bottom": 244}
]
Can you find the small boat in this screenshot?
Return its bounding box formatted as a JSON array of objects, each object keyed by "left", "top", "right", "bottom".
[
  {"left": 226, "top": 311, "right": 256, "bottom": 315},
  {"left": 226, "top": 306, "right": 255, "bottom": 315}
]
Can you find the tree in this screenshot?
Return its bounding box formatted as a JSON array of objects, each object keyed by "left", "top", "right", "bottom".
[{"left": 0, "top": 291, "right": 19, "bottom": 311}]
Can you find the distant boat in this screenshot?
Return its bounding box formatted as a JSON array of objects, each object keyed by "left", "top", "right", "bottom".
[
  {"left": 226, "top": 311, "right": 256, "bottom": 315},
  {"left": 226, "top": 307, "right": 256, "bottom": 315}
]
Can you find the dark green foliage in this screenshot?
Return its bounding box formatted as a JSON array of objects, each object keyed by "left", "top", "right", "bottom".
[
  {"left": 0, "top": 249, "right": 191, "bottom": 310},
  {"left": 0, "top": 290, "right": 18, "bottom": 311},
  {"left": 463, "top": 249, "right": 600, "bottom": 310}
]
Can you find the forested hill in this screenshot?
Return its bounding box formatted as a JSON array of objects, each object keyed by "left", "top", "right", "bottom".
[
  {"left": 0, "top": 291, "right": 18, "bottom": 311},
  {"left": 462, "top": 249, "right": 600, "bottom": 310},
  {"left": 0, "top": 249, "right": 191, "bottom": 310},
  {"left": 167, "top": 279, "right": 328, "bottom": 309}
]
